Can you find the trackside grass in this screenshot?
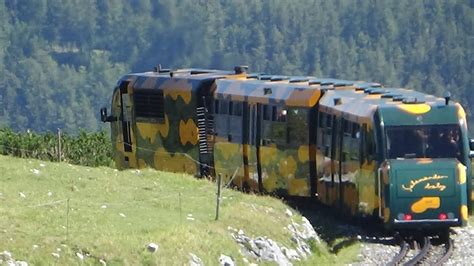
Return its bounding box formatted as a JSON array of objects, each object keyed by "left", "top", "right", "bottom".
[{"left": 0, "top": 155, "right": 358, "bottom": 265}]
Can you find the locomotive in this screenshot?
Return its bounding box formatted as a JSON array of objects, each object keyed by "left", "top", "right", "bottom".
[{"left": 101, "top": 66, "right": 473, "bottom": 230}]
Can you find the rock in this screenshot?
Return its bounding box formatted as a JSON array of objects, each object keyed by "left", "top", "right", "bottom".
[
  {"left": 47, "top": 192, "right": 52, "bottom": 197},
  {"left": 285, "top": 209, "right": 293, "bottom": 217},
  {"left": 32, "top": 245, "right": 38, "bottom": 250},
  {"left": 0, "top": 251, "right": 12, "bottom": 260},
  {"left": 39, "top": 163, "right": 46, "bottom": 167},
  {"left": 101, "top": 205, "right": 107, "bottom": 209},
  {"left": 30, "top": 169, "right": 40, "bottom": 175},
  {"left": 119, "top": 213, "right": 126, "bottom": 218},
  {"left": 19, "top": 192, "right": 26, "bottom": 198},
  {"left": 76, "top": 252, "right": 84, "bottom": 260},
  {"left": 99, "top": 259, "right": 107, "bottom": 266},
  {"left": 51, "top": 253, "right": 60, "bottom": 258},
  {"left": 282, "top": 247, "right": 300, "bottom": 261},
  {"left": 15, "top": 261, "right": 28, "bottom": 266},
  {"left": 147, "top": 243, "right": 159, "bottom": 253},
  {"left": 189, "top": 253, "right": 203, "bottom": 266},
  {"left": 218, "top": 254, "right": 234, "bottom": 266},
  {"left": 238, "top": 229, "right": 245, "bottom": 235}
]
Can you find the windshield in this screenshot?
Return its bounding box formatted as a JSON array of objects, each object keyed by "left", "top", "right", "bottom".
[{"left": 386, "top": 125, "right": 462, "bottom": 160}]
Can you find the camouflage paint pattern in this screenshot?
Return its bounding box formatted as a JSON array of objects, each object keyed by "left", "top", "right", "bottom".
[{"left": 106, "top": 67, "right": 472, "bottom": 230}]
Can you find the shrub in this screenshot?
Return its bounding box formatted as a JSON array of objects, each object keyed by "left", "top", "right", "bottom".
[{"left": 0, "top": 128, "right": 113, "bottom": 167}]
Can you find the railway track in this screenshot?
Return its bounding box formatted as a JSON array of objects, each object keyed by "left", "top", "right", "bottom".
[{"left": 388, "top": 232, "right": 454, "bottom": 265}]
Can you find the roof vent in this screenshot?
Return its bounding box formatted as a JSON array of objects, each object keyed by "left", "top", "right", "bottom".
[
  {"left": 246, "top": 73, "right": 260, "bottom": 79},
  {"left": 381, "top": 93, "right": 402, "bottom": 99},
  {"left": 334, "top": 98, "right": 342, "bottom": 105},
  {"left": 393, "top": 96, "right": 404, "bottom": 102},
  {"left": 270, "top": 76, "right": 289, "bottom": 82},
  {"left": 402, "top": 97, "right": 425, "bottom": 104},
  {"left": 154, "top": 64, "right": 171, "bottom": 73},
  {"left": 234, "top": 65, "right": 249, "bottom": 74},
  {"left": 369, "top": 89, "right": 389, "bottom": 95},
  {"left": 289, "top": 77, "right": 310, "bottom": 83},
  {"left": 443, "top": 91, "right": 451, "bottom": 106},
  {"left": 264, "top": 88, "right": 272, "bottom": 95}
]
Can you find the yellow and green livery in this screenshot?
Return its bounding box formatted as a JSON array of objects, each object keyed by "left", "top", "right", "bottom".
[{"left": 101, "top": 66, "right": 473, "bottom": 230}]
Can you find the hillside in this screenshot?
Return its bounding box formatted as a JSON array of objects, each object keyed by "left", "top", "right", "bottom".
[
  {"left": 0, "top": 1, "right": 472, "bottom": 132},
  {"left": 0, "top": 155, "right": 358, "bottom": 265}
]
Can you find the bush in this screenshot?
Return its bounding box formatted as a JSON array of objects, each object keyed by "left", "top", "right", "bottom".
[{"left": 0, "top": 128, "right": 113, "bottom": 167}]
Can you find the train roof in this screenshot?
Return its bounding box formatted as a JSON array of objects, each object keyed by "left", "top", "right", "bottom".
[{"left": 121, "top": 67, "right": 453, "bottom": 122}]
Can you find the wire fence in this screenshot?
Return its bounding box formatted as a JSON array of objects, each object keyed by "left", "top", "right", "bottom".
[{"left": 8, "top": 176, "right": 239, "bottom": 244}]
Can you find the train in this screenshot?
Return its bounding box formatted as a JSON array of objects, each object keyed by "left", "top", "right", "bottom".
[{"left": 100, "top": 65, "right": 473, "bottom": 230}]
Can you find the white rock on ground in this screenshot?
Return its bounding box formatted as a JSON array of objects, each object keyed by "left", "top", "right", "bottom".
[
  {"left": 189, "top": 253, "right": 203, "bottom": 266},
  {"left": 219, "top": 254, "right": 234, "bottom": 266},
  {"left": 230, "top": 215, "right": 321, "bottom": 265},
  {"left": 76, "top": 252, "right": 84, "bottom": 260},
  {"left": 147, "top": 243, "right": 159, "bottom": 253},
  {"left": 51, "top": 253, "right": 60, "bottom": 258}
]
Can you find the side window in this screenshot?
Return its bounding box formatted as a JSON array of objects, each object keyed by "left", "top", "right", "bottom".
[
  {"left": 263, "top": 105, "right": 270, "bottom": 121},
  {"left": 287, "top": 108, "right": 308, "bottom": 147},
  {"left": 342, "top": 119, "right": 352, "bottom": 162},
  {"left": 214, "top": 100, "right": 220, "bottom": 114},
  {"left": 220, "top": 100, "right": 229, "bottom": 115},
  {"left": 360, "top": 123, "right": 375, "bottom": 164},
  {"left": 351, "top": 123, "right": 361, "bottom": 160},
  {"left": 316, "top": 112, "right": 333, "bottom": 157},
  {"left": 232, "top": 101, "right": 243, "bottom": 116},
  {"left": 262, "top": 104, "right": 287, "bottom": 146},
  {"left": 228, "top": 101, "right": 243, "bottom": 143}
]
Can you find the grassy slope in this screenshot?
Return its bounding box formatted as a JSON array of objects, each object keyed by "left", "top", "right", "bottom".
[{"left": 0, "top": 155, "right": 358, "bottom": 265}]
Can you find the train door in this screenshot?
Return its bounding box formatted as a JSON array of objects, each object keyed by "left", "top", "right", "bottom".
[
  {"left": 118, "top": 80, "right": 136, "bottom": 168},
  {"left": 245, "top": 103, "right": 261, "bottom": 191}
]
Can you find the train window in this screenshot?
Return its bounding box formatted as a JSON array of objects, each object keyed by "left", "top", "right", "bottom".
[
  {"left": 343, "top": 120, "right": 351, "bottom": 135},
  {"left": 277, "top": 107, "right": 287, "bottom": 122},
  {"left": 134, "top": 89, "right": 164, "bottom": 120},
  {"left": 352, "top": 124, "right": 361, "bottom": 138},
  {"left": 272, "top": 106, "right": 277, "bottom": 121},
  {"left": 214, "top": 100, "right": 220, "bottom": 114},
  {"left": 318, "top": 113, "right": 325, "bottom": 128},
  {"left": 288, "top": 109, "right": 308, "bottom": 146},
  {"left": 228, "top": 101, "right": 234, "bottom": 115},
  {"left": 219, "top": 100, "right": 229, "bottom": 115},
  {"left": 325, "top": 114, "right": 332, "bottom": 128},
  {"left": 386, "top": 125, "right": 462, "bottom": 160},
  {"left": 232, "top": 102, "right": 243, "bottom": 116},
  {"left": 263, "top": 105, "right": 270, "bottom": 120}
]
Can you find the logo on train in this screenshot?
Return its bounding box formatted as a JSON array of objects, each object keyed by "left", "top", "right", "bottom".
[{"left": 401, "top": 174, "right": 448, "bottom": 192}]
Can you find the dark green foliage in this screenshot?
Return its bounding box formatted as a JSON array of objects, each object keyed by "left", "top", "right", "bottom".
[
  {"left": 0, "top": 128, "right": 113, "bottom": 167},
  {"left": 0, "top": 1, "right": 472, "bottom": 133}
]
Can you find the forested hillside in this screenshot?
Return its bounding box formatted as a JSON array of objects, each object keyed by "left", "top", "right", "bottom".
[{"left": 0, "top": 0, "right": 472, "bottom": 133}]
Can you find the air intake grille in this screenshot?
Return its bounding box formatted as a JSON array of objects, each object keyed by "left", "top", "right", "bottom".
[{"left": 134, "top": 89, "right": 164, "bottom": 119}]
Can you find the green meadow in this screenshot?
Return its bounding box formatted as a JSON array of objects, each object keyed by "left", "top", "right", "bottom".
[{"left": 0, "top": 155, "right": 359, "bottom": 265}]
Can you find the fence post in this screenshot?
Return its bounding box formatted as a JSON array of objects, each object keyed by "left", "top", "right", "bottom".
[
  {"left": 66, "top": 198, "right": 70, "bottom": 243},
  {"left": 179, "top": 192, "right": 182, "bottom": 224},
  {"left": 215, "top": 173, "right": 222, "bottom": 221},
  {"left": 57, "top": 128, "right": 62, "bottom": 162}
]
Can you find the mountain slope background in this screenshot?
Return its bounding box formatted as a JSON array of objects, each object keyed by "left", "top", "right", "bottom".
[{"left": 0, "top": 0, "right": 472, "bottom": 133}]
